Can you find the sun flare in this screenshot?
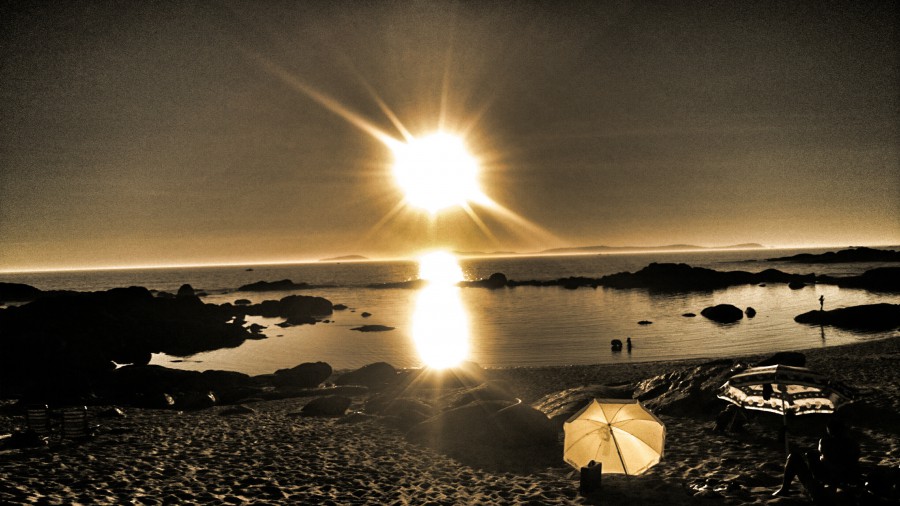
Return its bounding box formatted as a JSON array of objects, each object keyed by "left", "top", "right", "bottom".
[{"left": 391, "top": 133, "right": 484, "bottom": 214}]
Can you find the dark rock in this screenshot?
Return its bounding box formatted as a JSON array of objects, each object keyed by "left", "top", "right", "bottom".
[
  {"left": 745, "top": 307, "right": 757, "bottom": 318},
  {"left": 0, "top": 282, "right": 43, "bottom": 303},
  {"left": 826, "top": 267, "right": 900, "bottom": 293},
  {"left": 462, "top": 272, "right": 509, "bottom": 289},
  {"left": 0, "top": 288, "right": 255, "bottom": 400},
  {"left": 486, "top": 272, "right": 508, "bottom": 288},
  {"left": 350, "top": 325, "right": 394, "bottom": 332},
  {"left": 334, "top": 362, "right": 397, "bottom": 389},
  {"left": 272, "top": 362, "right": 332, "bottom": 389},
  {"left": 248, "top": 323, "right": 266, "bottom": 334},
  {"left": 795, "top": 304, "right": 900, "bottom": 331},
  {"left": 683, "top": 313, "right": 697, "bottom": 317},
  {"left": 756, "top": 352, "right": 805, "bottom": 367},
  {"left": 242, "top": 294, "right": 332, "bottom": 321},
  {"left": 788, "top": 281, "right": 806, "bottom": 290},
  {"left": 237, "top": 280, "right": 310, "bottom": 292},
  {"left": 361, "top": 312, "right": 372, "bottom": 317},
  {"left": 701, "top": 304, "right": 744, "bottom": 324},
  {"left": 611, "top": 339, "right": 623, "bottom": 351},
  {"left": 638, "top": 320, "right": 653, "bottom": 325},
  {"left": 234, "top": 299, "right": 251, "bottom": 305},
  {"left": 533, "top": 384, "right": 635, "bottom": 429},
  {"left": 493, "top": 402, "right": 557, "bottom": 445},
  {"left": 333, "top": 304, "right": 348, "bottom": 310},
  {"left": 445, "top": 380, "right": 518, "bottom": 409},
  {"left": 397, "top": 362, "right": 486, "bottom": 391},
  {"left": 407, "top": 400, "right": 513, "bottom": 444},
  {"left": 176, "top": 284, "right": 196, "bottom": 298},
  {"left": 301, "top": 395, "right": 352, "bottom": 416},
  {"left": 635, "top": 359, "right": 735, "bottom": 416}
]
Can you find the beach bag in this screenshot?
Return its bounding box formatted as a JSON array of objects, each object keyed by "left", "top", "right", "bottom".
[{"left": 579, "top": 460, "right": 602, "bottom": 496}]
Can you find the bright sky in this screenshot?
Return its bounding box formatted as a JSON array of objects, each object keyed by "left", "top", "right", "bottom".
[{"left": 1, "top": 1, "right": 898, "bottom": 271}]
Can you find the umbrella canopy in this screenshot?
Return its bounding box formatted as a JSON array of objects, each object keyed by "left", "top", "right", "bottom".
[
  {"left": 717, "top": 364, "right": 856, "bottom": 416},
  {"left": 563, "top": 398, "right": 665, "bottom": 475}
]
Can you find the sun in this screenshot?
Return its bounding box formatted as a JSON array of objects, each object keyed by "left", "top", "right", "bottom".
[{"left": 390, "top": 132, "right": 484, "bottom": 214}]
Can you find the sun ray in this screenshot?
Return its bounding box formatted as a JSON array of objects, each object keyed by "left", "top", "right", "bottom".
[
  {"left": 241, "top": 48, "right": 401, "bottom": 150},
  {"left": 460, "top": 203, "right": 501, "bottom": 245}
]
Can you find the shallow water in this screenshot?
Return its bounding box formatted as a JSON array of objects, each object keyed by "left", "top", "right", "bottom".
[{"left": 3, "top": 247, "right": 898, "bottom": 374}]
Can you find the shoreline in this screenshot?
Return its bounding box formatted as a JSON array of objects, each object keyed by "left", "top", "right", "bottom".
[{"left": 3, "top": 335, "right": 898, "bottom": 504}]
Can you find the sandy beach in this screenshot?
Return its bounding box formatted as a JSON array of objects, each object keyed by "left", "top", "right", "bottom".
[{"left": 2, "top": 335, "right": 899, "bottom": 505}]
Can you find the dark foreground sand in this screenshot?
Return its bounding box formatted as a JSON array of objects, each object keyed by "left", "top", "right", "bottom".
[{"left": 2, "top": 336, "right": 898, "bottom": 505}]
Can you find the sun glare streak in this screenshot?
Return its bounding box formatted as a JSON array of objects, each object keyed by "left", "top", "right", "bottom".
[
  {"left": 411, "top": 251, "right": 470, "bottom": 369},
  {"left": 244, "top": 49, "right": 398, "bottom": 147}
]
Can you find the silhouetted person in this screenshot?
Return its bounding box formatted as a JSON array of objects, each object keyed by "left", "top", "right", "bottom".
[
  {"left": 819, "top": 295, "right": 825, "bottom": 311},
  {"left": 626, "top": 337, "right": 632, "bottom": 353},
  {"left": 773, "top": 418, "right": 860, "bottom": 501}
]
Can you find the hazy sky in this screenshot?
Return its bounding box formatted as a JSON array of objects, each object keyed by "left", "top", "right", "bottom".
[{"left": 1, "top": 1, "right": 898, "bottom": 271}]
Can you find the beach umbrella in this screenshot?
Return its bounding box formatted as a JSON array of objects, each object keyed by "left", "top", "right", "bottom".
[
  {"left": 563, "top": 399, "right": 665, "bottom": 475},
  {"left": 717, "top": 364, "right": 856, "bottom": 452}
]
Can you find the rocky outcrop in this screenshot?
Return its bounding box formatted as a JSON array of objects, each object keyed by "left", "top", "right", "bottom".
[
  {"left": 0, "top": 282, "right": 43, "bottom": 303},
  {"left": 350, "top": 325, "right": 394, "bottom": 332},
  {"left": 0, "top": 287, "right": 258, "bottom": 401},
  {"left": 300, "top": 395, "right": 352, "bottom": 417},
  {"left": 99, "top": 365, "right": 256, "bottom": 410},
  {"left": 635, "top": 359, "right": 735, "bottom": 416},
  {"left": 461, "top": 273, "right": 508, "bottom": 289},
  {"left": 271, "top": 362, "right": 332, "bottom": 389},
  {"left": 795, "top": 304, "right": 900, "bottom": 331},
  {"left": 701, "top": 304, "right": 744, "bottom": 324},
  {"left": 334, "top": 362, "right": 398, "bottom": 389},
  {"left": 237, "top": 280, "right": 313, "bottom": 291},
  {"left": 533, "top": 384, "right": 636, "bottom": 428},
  {"left": 407, "top": 399, "right": 555, "bottom": 447},
  {"left": 239, "top": 295, "right": 333, "bottom": 325}
]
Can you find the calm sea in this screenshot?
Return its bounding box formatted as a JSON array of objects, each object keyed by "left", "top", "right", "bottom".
[{"left": 3, "top": 247, "right": 899, "bottom": 374}]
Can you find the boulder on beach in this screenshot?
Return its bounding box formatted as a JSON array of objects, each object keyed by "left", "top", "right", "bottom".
[
  {"left": 700, "top": 304, "right": 744, "bottom": 324},
  {"left": 301, "top": 395, "right": 352, "bottom": 417},
  {"left": 271, "top": 361, "right": 333, "bottom": 389},
  {"left": 745, "top": 307, "right": 756, "bottom": 318},
  {"left": 334, "top": 362, "right": 398, "bottom": 389},
  {"left": 635, "top": 359, "right": 735, "bottom": 416},
  {"left": 795, "top": 304, "right": 900, "bottom": 331},
  {"left": 534, "top": 384, "right": 636, "bottom": 428},
  {"left": 444, "top": 380, "right": 519, "bottom": 409}
]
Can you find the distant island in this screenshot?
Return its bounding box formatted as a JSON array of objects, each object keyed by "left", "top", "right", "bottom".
[
  {"left": 319, "top": 255, "right": 369, "bottom": 262},
  {"left": 767, "top": 246, "right": 900, "bottom": 263},
  {"left": 538, "top": 243, "right": 765, "bottom": 255}
]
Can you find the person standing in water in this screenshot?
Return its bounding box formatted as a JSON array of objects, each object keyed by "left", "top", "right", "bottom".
[{"left": 819, "top": 295, "right": 825, "bottom": 311}]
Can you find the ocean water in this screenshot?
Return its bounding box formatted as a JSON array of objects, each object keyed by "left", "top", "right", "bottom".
[{"left": 3, "top": 247, "right": 898, "bottom": 374}]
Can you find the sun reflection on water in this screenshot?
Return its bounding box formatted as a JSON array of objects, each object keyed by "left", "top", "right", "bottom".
[{"left": 412, "top": 252, "right": 470, "bottom": 369}]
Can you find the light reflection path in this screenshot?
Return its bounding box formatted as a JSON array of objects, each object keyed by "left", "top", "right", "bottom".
[{"left": 412, "top": 252, "right": 471, "bottom": 369}]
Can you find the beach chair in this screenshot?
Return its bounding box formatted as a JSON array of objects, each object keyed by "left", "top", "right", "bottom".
[
  {"left": 26, "top": 404, "right": 51, "bottom": 436},
  {"left": 62, "top": 406, "right": 89, "bottom": 440}
]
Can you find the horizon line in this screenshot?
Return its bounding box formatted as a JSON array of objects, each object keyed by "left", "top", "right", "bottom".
[{"left": 2, "top": 242, "right": 897, "bottom": 275}]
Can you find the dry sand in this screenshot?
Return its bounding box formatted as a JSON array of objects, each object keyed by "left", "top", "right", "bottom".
[{"left": 2, "top": 336, "right": 898, "bottom": 505}]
